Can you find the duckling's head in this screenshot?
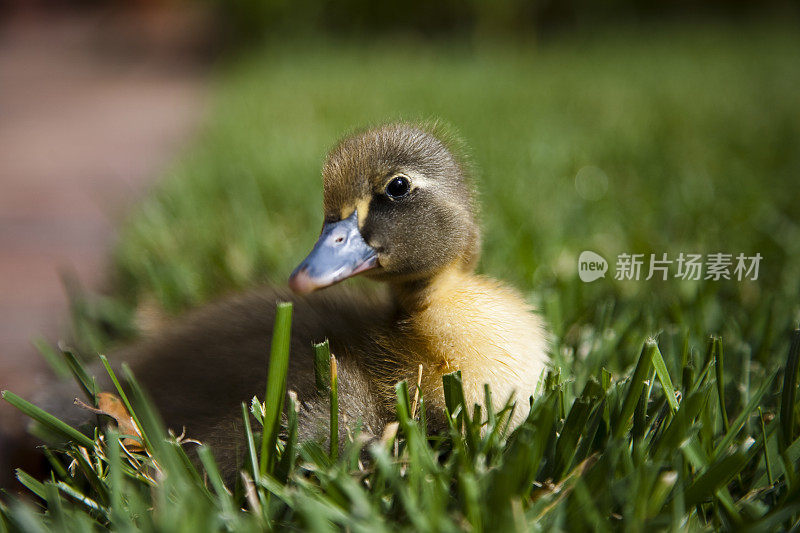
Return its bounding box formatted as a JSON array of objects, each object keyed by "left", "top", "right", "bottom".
[{"left": 290, "top": 123, "right": 480, "bottom": 294}]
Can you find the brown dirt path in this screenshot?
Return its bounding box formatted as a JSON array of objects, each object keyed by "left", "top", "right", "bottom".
[{"left": 0, "top": 11, "right": 207, "bottom": 460}]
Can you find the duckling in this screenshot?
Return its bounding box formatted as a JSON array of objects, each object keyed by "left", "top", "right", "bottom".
[
  {"left": 289, "top": 123, "right": 550, "bottom": 429},
  {"left": 23, "top": 123, "right": 549, "bottom": 482}
]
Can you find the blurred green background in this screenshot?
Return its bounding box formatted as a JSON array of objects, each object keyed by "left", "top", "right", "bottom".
[{"left": 67, "top": 15, "right": 800, "bottom": 393}]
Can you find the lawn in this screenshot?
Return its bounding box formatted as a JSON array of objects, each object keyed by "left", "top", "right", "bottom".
[{"left": 4, "top": 22, "right": 800, "bottom": 531}]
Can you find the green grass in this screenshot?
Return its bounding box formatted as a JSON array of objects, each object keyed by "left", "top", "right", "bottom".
[{"left": 4, "top": 22, "right": 800, "bottom": 531}]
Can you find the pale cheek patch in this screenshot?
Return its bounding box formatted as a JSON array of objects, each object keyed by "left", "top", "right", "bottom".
[
  {"left": 400, "top": 170, "right": 431, "bottom": 189},
  {"left": 356, "top": 197, "right": 371, "bottom": 228},
  {"left": 339, "top": 197, "right": 372, "bottom": 228},
  {"left": 339, "top": 205, "right": 355, "bottom": 220}
]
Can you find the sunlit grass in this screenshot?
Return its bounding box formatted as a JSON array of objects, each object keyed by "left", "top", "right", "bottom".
[{"left": 3, "top": 313, "right": 800, "bottom": 530}]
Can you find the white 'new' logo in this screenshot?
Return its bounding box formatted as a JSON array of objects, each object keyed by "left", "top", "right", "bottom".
[{"left": 578, "top": 251, "right": 608, "bottom": 282}]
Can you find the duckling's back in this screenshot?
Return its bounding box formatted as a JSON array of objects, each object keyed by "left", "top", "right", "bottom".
[{"left": 38, "top": 286, "right": 396, "bottom": 481}]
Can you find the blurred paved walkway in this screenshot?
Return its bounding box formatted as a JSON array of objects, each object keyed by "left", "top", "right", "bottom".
[{"left": 0, "top": 13, "right": 207, "bottom": 433}]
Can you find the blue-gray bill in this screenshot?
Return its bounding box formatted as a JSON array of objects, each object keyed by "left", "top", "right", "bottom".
[{"left": 289, "top": 210, "right": 378, "bottom": 294}]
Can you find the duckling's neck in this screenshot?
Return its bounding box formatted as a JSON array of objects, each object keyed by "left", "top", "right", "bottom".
[
  {"left": 385, "top": 266, "right": 549, "bottom": 427},
  {"left": 388, "top": 261, "right": 479, "bottom": 314},
  {"left": 388, "top": 274, "right": 446, "bottom": 316}
]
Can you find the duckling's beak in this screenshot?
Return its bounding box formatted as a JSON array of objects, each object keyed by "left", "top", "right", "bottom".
[{"left": 289, "top": 210, "right": 378, "bottom": 294}]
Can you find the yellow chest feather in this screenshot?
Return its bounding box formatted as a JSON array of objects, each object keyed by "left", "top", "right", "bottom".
[{"left": 391, "top": 271, "right": 549, "bottom": 427}]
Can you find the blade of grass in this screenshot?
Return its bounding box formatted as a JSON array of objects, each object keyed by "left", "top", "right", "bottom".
[
  {"left": 61, "top": 345, "right": 98, "bottom": 405},
  {"left": 2, "top": 391, "right": 94, "bottom": 449},
  {"left": 167, "top": 439, "right": 208, "bottom": 491},
  {"left": 551, "top": 396, "right": 594, "bottom": 479},
  {"left": 55, "top": 481, "right": 107, "bottom": 518},
  {"left": 613, "top": 340, "right": 657, "bottom": 440},
  {"left": 298, "top": 440, "right": 333, "bottom": 471},
  {"left": 259, "top": 301, "right": 293, "bottom": 477},
  {"left": 759, "top": 407, "right": 774, "bottom": 486},
  {"left": 241, "top": 402, "right": 260, "bottom": 481},
  {"left": 15, "top": 470, "right": 46, "bottom": 501},
  {"left": 314, "top": 340, "right": 331, "bottom": 394},
  {"left": 573, "top": 397, "right": 607, "bottom": 465},
  {"left": 72, "top": 445, "right": 110, "bottom": 506},
  {"left": 32, "top": 337, "right": 70, "bottom": 379},
  {"left": 779, "top": 329, "right": 800, "bottom": 450},
  {"left": 443, "top": 371, "right": 466, "bottom": 433},
  {"left": 484, "top": 383, "right": 495, "bottom": 429},
  {"left": 42, "top": 483, "right": 66, "bottom": 531},
  {"left": 1, "top": 502, "right": 47, "bottom": 533},
  {"left": 106, "top": 430, "right": 130, "bottom": 529},
  {"left": 330, "top": 354, "right": 339, "bottom": 461},
  {"left": 683, "top": 450, "right": 749, "bottom": 507},
  {"left": 714, "top": 337, "right": 730, "bottom": 434},
  {"left": 713, "top": 370, "right": 776, "bottom": 458},
  {"left": 395, "top": 379, "right": 411, "bottom": 420},
  {"left": 647, "top": 471, "right": 678, "bottom": 518},
  {"left": 601, "top": 368, "right": 612, "bottom": 391},
  {"left": 197, "top": 446, "right": 235, "bottom": 518},
  {"left": 41, "top": 448, "right": 67, "bottom": 480},
  {"left": 120, "top": 363, "right": 191, "bottom": 482},
  {"left": 690, "top": 337, "right": 717, "bottom": 394},
  {"left": 276, "top": 391, "right": 299, "bottom": 482},
  {"left": 418, "top": 393, "right": 427, "bottom": 435},
  {"left": 250, "top": 397, "right": 264, "bottom": 426},
  {"left": 651, "top": 387, "right": 712, "bottom": 457},
  {"left": 459, "top": 471, "right": 482, "bottom": 532},
  {"left": 652, "top": 343, "right": 679, "bottom": 414}
]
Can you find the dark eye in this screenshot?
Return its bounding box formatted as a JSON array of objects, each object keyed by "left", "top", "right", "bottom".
[{"left": 385, "top": 176, "right": 411, "bottom": 199}]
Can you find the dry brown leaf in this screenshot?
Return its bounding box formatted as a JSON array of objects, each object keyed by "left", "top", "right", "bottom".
[{"left": 75, "top": 392, "right": 144, "bottom": 451}]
